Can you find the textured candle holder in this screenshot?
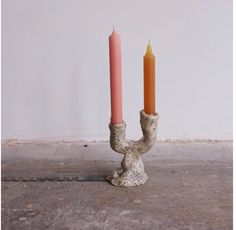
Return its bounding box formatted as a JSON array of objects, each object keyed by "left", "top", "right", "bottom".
[{"left": 107, "top": 110, "right": 158, "bottom": 187}]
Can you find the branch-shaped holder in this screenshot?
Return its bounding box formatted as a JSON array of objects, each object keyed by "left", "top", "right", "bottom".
[{"left": 107, "top": 110, "right": 159, "bottom": 187}]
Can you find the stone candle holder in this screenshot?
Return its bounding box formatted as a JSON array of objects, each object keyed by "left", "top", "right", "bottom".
[{"left": 107, "top": 110, "right": 159, "bottom": 187}]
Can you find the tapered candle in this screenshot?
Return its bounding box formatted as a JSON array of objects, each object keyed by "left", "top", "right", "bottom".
[
  {"left": 109, "top": 29, "right": 123, "bottom": 124},
  {"left": 144, "top": 42, "right": 155, "bottom": 114}
]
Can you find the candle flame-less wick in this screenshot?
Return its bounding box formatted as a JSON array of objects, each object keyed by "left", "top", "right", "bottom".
[
  {"left": 146, "top": 41, "right": 153, "bottom": 55},
  {"left": 113, "top": 24, "right": 115, "bottom": 31}
]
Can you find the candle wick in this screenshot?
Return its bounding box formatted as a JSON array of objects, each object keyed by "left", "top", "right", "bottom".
[{"left": 113, "top": 24, "right": 115, "bottom": 31}]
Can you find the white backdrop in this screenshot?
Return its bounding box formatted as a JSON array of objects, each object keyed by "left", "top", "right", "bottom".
[{"left": 2, "top": 0, "right": 232, "bottom": 140}]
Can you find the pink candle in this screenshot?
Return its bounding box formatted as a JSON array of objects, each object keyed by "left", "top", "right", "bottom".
[{"left": 109, "top": 29, "right": 123, "bottom": 124}]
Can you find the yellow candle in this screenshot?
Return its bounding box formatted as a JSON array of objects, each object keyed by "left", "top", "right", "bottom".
[{"left": 144, "top": 42, "right": 155, "bottom": 115}]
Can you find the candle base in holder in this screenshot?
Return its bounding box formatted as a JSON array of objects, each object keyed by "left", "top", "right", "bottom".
[{"left": 107, "top": 110, "right": 158, "bottom": 187}]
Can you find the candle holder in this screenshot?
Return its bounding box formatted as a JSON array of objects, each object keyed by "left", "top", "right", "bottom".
[{"left": 107, "top": 110, "right": 159, "bottom": 187}]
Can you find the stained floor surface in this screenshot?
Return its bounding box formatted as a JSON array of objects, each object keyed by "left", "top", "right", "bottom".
[{"left": 1, "top": 141, "right": 233, "bottom": 230}]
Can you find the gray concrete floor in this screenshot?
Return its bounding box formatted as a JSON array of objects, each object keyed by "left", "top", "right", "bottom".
[{"left": 2, "top": 141, "right": 233, "bottom": 230}]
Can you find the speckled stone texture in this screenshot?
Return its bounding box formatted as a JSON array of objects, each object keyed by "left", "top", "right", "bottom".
[{"left": 108, "top": 110, "right": 158, "bottom": 187}]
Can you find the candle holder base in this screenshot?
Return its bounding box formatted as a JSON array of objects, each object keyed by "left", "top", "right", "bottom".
[
  {"left": 107, "top": 110, "right": 158, "bottom": 187},
  {"left": 107, "top": 155, "right": 148, "bottom": 187}
]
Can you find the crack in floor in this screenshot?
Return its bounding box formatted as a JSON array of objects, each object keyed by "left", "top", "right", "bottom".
[{"left": 1, "top": 176, "right": 106, "bottom": 182}]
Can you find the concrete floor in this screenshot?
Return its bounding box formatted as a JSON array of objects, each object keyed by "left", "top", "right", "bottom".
[{"left": 1, "top": 141, "right": 233, "bottom": 230}]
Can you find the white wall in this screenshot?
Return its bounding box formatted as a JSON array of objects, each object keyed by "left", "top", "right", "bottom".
[{"left": 2, "top": 0, "right": 232, "bottom": 141}]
